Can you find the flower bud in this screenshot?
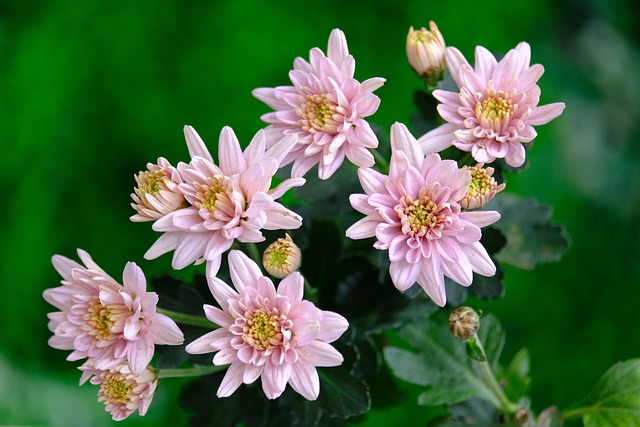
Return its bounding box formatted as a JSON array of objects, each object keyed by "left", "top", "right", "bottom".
[
  {"left": 448, "top": 306, "right": 480, "bottom": 340},
  {"left": 131, "top": 158, "right": 186, "bottom": 222},
  {"left": 406, "top": 22, "right": 446, "bottom": 84},
  {"left": 460, "top": 163, "right": 506, "bottom": 210},
  {"left": 262, "top": 234, "right": 302, "bottom": 279}
]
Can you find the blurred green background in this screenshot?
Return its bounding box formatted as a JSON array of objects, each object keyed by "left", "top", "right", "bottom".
[{"left": 1, "top": 0, "right": 639, "bottom": 425}]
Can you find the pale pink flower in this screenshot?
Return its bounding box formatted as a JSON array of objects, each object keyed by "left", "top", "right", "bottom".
[
  {"left": 43, "top": 249, "right": 184, "bottom": 374},
  {"left": 130, "top": 158, "right": 185, "bottom": 222},
  {"left": 418, "top": 42, "right": 565, "bottom": 167},
  {"left": 253, "top": 29, "right": 385, "bottom": 180},
  {"left": 79, "top": 362, "right": 158, "bottom": 421},
  {"left": 346, "top": 123, "right": 501, "bottom": 307},
  {"left": 144, "top": 126, "right": 305, "bottom": 276},
  {"left": 185, "top": 250, "right": 348, "bottom": 401}
]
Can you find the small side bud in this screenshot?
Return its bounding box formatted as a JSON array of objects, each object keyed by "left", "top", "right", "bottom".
[
  {"left": 406, "top": 21, "right": 446, "bottom": 87},
  {"left": 460, "top": 163, "right": 506, "bottom": 210},
  {"left": 131, "top": 158, "right": 186, "bottom": 222},
  {"left": 263, "top": 234, "right": 302, "bottom": 279},
  {"left": 448, "top": 306, "right": 480, "bottom": 340}
]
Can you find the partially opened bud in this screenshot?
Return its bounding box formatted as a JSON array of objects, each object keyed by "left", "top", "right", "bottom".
[
  {"left": 263, "top": 234, "right": 302, "bottom": 279},
  {"left": 448, "top": 306, "right": 480, "bottom": 340},
  {"left": 406, "top": 22, "right": 446, "bottom": 85},
  {"left": 130, "top": 158, "right": 186, "bottom": 222},
  {"left": 460, "top": 164, "right": 506, "bottom": 210}
]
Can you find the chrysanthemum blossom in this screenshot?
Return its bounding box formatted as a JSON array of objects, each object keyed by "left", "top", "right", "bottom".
[
  {"left": 252, "top": 28, "right": 385, "bottom": 180},
  {"left": 144, "top": 126, "right": 305, "bottom": 276},
  {"left": 79, "top": 362, "right": 158, "bottom": 421},
  {"left": 346, "top": 122, "right": 501, "bottom": 307},
  {"left": 418, "top": 42, "right": 565, "bottom": 167},
  {"left": 130, "top": 157, "right": 185, "bottom": 222},
  {"left": 460, "top": 164, "right": 505, "bottom": 210},
  {"left": 43, "top": 249, "right": 184, "bottom": 374},
  {"left": 185, "top": 250, "right": 348, "bottom": 401}
]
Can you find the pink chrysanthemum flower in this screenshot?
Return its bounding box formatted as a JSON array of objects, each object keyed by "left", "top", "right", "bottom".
[
  {"left": 130, "top": 158, "right": 186, "bottom": 222},
  {"left": 346, "top": 123, "right": 501, "bottom": 307},
  {"left": 79, "top": 362, "right": 158, "bottom": 421},
  {"left": 43, "top": 249, "right": 184, "bottom": 374},
  {"left": 252, "top": 29, "right": 385, "bottom": 180},
  {"left": 418, "top": 42, "right": 565, "bottom": 167},
  {"left": 144, "top": 126, "right": 305, "bottom": 276},
  {"left": 185, "top": 250, "right": 348, "bottom": 401}
]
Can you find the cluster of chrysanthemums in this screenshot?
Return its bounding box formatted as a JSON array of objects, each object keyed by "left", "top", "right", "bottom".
[{"left": 44, "top": 24, "right": 564, "bottom": 420}]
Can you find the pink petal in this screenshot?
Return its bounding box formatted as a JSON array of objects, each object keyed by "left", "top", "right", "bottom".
[
  {"left": 228, "top": 250, "right": 263, "bottom": 293},
  {"left": 317, "top": 311, "right": 349, "bottom": 343},
  {"left": 277, "top": 272, "right": 304, "bottom": 303},
  {"left": 148, "top": 313, "right": 184, "bottom": 345},
  {"left": 172, "top": 232, "right": 210, "bottom": 269},
  {"left": 390, "top": 122, "right": 423, "bottom": 169},
  {"left": 266, "top": 133, "right": 298, "bottom": 166},
  {"left": 217, "top": 363, "right": 245, "bottom": 398},
  {"left": 528, "top": 102, "right": 566, "bottom": 126},
  {"left": 389, "top": 260, "right": 421, "bottom": 291},
  {"left": 252, "top": 88, "right": 289, "bottom": 110},
  {"left": 203, "top": 305, "right": 233, "bottom": 328},
  {"left": 345, "top": 216, "right": 379, "bottom": 240},
  {"left": 462, "top": 242, "right": 496, "bottom": 277},
  {"left": 262, "top": 362, "right": 292, "bottom": 399},
  {"left": 144, "top": 232, "right": 180, "bottom": 260},
  {"left": 418, "top": 260, "right": 446, "bottom": 307},
  {"left": 184, "top": 125, "right": 214, "bottom": 164},
  {"left": 417, "top": 123, "right": 458, "bottom": 155},
  {"left": 327, "top": 28, "right": 349, "bottom": 64},
  {"left": 289, "top": 363, "right": 320, "bottom": 401},
  {"left": 122, "top": 262, "right": 146, "bottom": 296},
  {"left": 185, "top": 330, "right": 219, "bottom": 354},
  {"left": 218, "top": 127, "right": 246, "bottom": 175},
  {"left": 298, "top": 341, "right": 344, "bottom": 367},
  {"left": 459, "top": 211, "right": 501, "bottom": 228},
  {"left": 207, "top": 277, "right": 239, "bottom": 311},
  {"left": 474, "top": 45, "right": 497, "bottom": 82},
  {"left": 126, "top": 338, "right": 154, "bottom": 375},
  {"left": 51, "top": 255, "right": 82, "bottom": 282},
  {"left": 445, "top": 46, "right": 470, "bottom": 88}
]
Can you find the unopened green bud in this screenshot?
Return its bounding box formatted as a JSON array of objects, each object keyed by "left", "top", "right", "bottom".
[
  {"left": 262, "top": 234, "right": 302, "bottom": 279},
  {"left": 448, "top": 306, "right": 480, "bottom": 340}
]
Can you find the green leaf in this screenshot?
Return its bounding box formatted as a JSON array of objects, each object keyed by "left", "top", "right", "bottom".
[
  {"left": 317, "top": 368, "right": 371, "bottom": 419},
  {"left": 490, "top": 194, "right": 570, "bottom": 270},
  {"left": 383, "top": 312, "right": 505, "bottom": 408},
  {"left": 497, "top": 348, "right": 531, "bottom": 402},
  {"left": 567, "top": 359, "right": 640, "bottom": 427},
  {"left": 465, "top": 338, "right": 487, "bottom": 362}
]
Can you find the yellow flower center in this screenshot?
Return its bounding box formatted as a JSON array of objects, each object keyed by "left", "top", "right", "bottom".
[
  {"left": 140, "top": 170, "right": 166, "bottom": 196},
  {"left": 195, "top": 175, "right": 229, "bottom": 214},
  {"left": 243, "top": 308, "right": 284, "bottom": 351},
  {"left": 467, "top": 168, "right": 492, "bottom": 196},
  {"left": 396, "top": 191, "right": 445, "bottom": 238},
  {"left": 297, "top": 94, "right": 339, "bottom": 134},
  {"left": 478, "top": 94, "right": 512, "bottom": 122},
  {"left": 86, "top": 298, "right": 114, "bottom": 340},
  {"left": 101, "top": 375, "right": 132, "bottom": 405}
]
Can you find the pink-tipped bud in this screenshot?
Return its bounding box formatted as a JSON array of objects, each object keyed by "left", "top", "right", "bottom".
[
  {"left": 406, "top": 22, "right": 446, "bottom": 85},
  {"left": 130, "top": 158, "right": 186, "bottom": 222}
]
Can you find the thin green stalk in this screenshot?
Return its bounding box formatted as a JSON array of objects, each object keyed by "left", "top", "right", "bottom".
[
  {"left": 157, "top": 307, "right": 216, "bottom": 329},
  {"left": 474, "top": 336, "right": 520, "bottom": 415},
  {"left": 561, "top": 406, "right": 593, "bottom": 420},
  {"left": 246, "top": 242, "right": 263, "bottom": 267},
  {"left": 157, "top": 365, "right": 225, "bottom": 379},
  {"left": 371, "top": 148, "right": 389, "bottom": 172}
]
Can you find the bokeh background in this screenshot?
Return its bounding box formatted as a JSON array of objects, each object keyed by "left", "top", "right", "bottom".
[{"left": 1, "top": 0, "right": 639, "bottom": 425}]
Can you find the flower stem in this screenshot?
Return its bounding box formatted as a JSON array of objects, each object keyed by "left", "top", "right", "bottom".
[
  {"left": 474, "top": 335, "right": 520, "bottom": 415},
  {"left": 561, "top": 406, "right": 592, "bottom": 420},
  {"left": 157, "top": 364, "right": 225, "bottom": 379},
  {"left": 371, "top": 148, "right": 389, "bottom": 173},
  {"left": 246, "top": 242, "right": 263, "bottom": 267},
  {"left": 157, "top": 307, "right": 216, "bottom": 329}
]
